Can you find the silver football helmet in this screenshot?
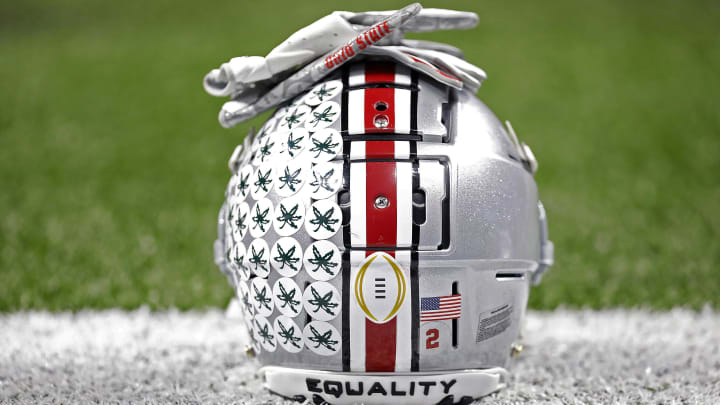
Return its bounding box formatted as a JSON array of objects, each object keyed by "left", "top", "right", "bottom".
[{"left": 210, "top": 7, "right": 552, "bottom": 404}]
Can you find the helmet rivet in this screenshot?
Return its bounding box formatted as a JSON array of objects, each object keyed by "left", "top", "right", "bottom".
[
  {"left": 510, "top": 343, "right": 524, "bottom": 357},
  {"left": 374, "top": 195, "right": 390, "bottom": 209},
  {"left": 373, "top": 115, "right": 389, "bottom": 129},
  {"left": 245, "top": 345, "right": 256, "bottom": 358}
]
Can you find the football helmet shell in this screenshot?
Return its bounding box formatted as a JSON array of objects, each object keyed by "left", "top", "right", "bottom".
[{"left": 213, "top": 61, "right": 553, "bottom": 404}]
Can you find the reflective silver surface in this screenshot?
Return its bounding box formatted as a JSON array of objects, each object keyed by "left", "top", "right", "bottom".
[{"left": 213, "top": 61, "right": 553, "bottom": 373}]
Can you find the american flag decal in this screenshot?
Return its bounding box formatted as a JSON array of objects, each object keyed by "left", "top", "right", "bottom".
[{"left": 420, "top": 294, "right": 462, "bottom": 322}]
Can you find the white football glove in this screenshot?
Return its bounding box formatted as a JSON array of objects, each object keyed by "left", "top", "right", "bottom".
[{"left": 204, "top": 3, "right": 486, "bottom": 128}]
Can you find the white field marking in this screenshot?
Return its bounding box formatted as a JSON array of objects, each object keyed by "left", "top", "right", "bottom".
[{"left": 0, "top": 307, "right": 718, "bottom": 404}]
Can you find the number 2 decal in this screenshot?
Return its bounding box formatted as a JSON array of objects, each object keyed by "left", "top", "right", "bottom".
[{"left": 426, "top": 328, "right": 439, "bottom": 349}]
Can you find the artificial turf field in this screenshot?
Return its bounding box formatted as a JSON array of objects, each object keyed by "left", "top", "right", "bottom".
[
  {"left": 2, "top": 308, "right": 718, "bottom": 403},
  {"left": 1, "top": 0, "right": 718, "bottom": 311}
]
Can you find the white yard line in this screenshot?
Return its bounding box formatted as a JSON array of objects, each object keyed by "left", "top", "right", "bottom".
[{"left": 1, "top": 308, "right": 718, "bottom": 404}]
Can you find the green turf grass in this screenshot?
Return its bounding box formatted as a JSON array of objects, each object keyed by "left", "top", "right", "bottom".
[{"left": 1, "top": 0, "right": 718, "bottom": 310}]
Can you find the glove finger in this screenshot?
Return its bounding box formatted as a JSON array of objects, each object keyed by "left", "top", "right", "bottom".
[
  {"left": 401, "top": 47, "right": 487, "bottom": 85},
  {"left": 204, "top": 68, "right": 237, "bottom": 97},
  {"left": 347, "top": 8, "right": 478, "bottom": 33},
  {"left": 203, "top": 56, "right": 271, "bottom": 98},
  {"left": 219, "top": 100, "right": 257, "bottom": 129},
  {"left": 400, "top": 39, "right": 465, "bottom": 58},
  {"left": 361, "top": 46, "right": 464, "bottom": 89}
]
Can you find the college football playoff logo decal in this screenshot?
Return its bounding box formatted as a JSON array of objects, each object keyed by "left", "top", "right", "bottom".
[{"left": 354, "top": 252, "right": 406, "bottom": 324}]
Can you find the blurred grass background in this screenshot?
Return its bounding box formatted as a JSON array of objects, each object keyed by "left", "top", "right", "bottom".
[{"left": 1, "top": 0, "right": 718, "bottom": 311}]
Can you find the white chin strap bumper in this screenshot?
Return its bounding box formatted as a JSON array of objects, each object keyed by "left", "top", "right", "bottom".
[{"left": 261, "top": 366, "right": 508, "bottom": 404}]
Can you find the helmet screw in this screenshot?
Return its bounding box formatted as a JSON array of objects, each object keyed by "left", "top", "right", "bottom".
[
  {"left": 374, "top": 195, "right": 390, "bottom": 209},
  {"left": 245, "top": 345, "right": 256, "bottom": 358},
  {"left": 510, "top": 343, "right": 524, "bottom": 357},
  {"left": 373, "top": 115, "right": 389, "bottom": 129}
]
